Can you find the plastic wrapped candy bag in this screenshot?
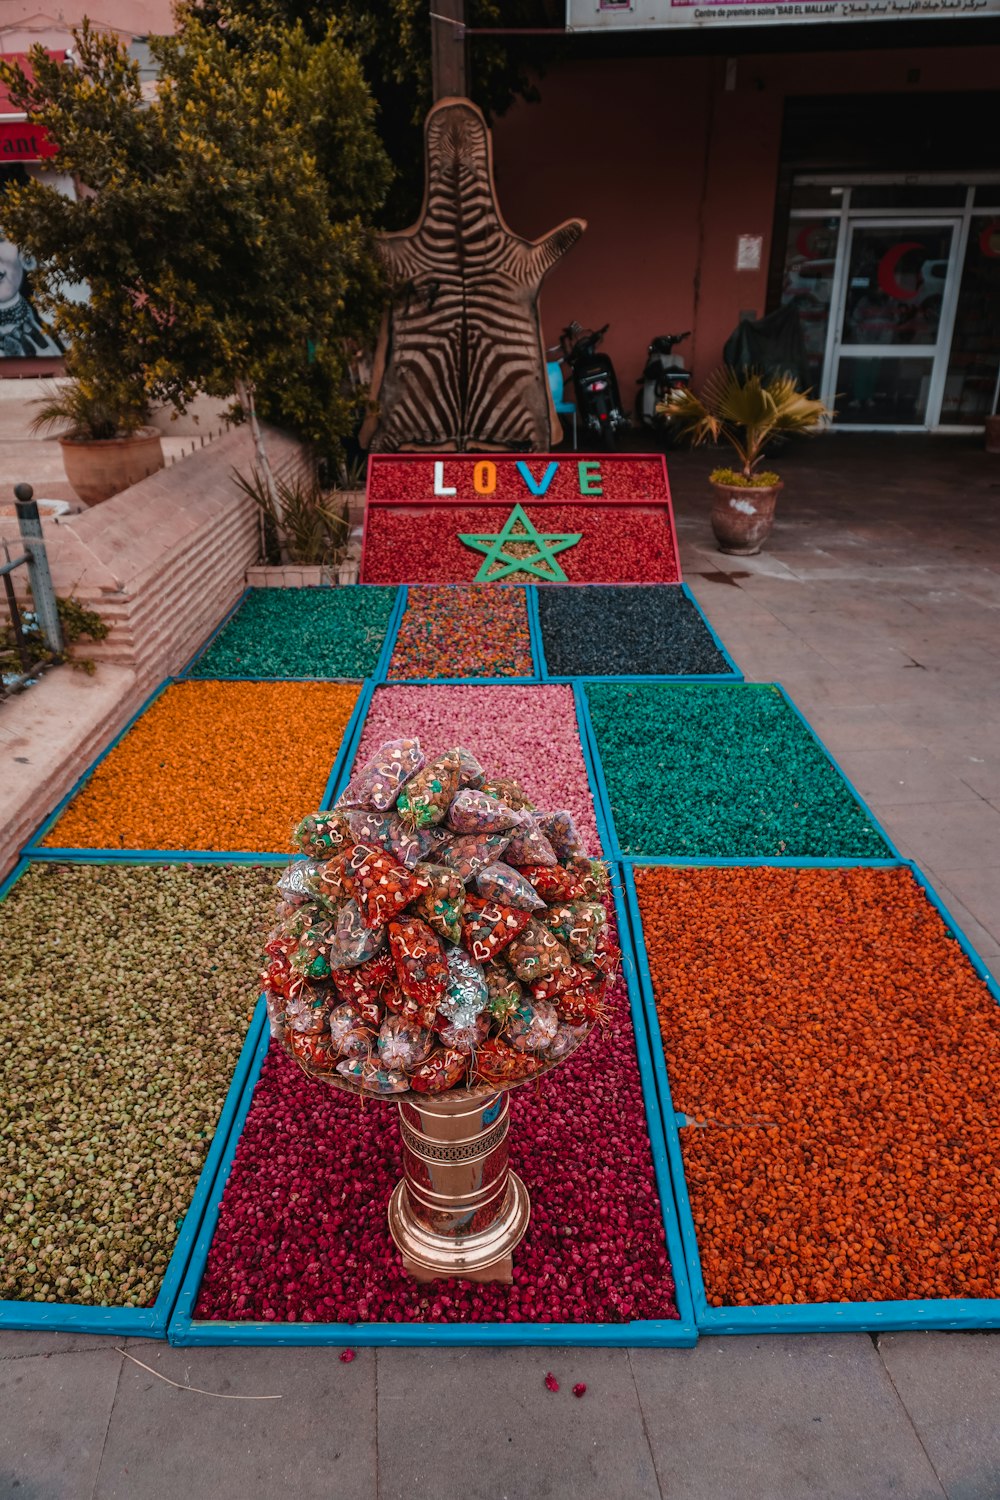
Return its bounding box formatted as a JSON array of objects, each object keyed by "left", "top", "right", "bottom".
[
  {"left": 438, "top": 945, "right": 488, "bottom": 1029},
  {"left": 411, "top": 863, "right": 465, "bottom": 944},
  {"left": 506, "top": 917, "right": 573, "bottom": 985},
  {"left": 329, "top": 1001, "right": 373, "bottom": 1059},
  {"left": 456, "top": 746, "right": 485, "bottom": 790},
  {"left": 475, "top": 861, "right": 545, "bottom": 913},
  {"left": 396, "top": 749, "right": 462, "bottom": 830},
  {"left": 548, "top": 1022, "right": 588, "bottom": 1062},
  {"left": 504, "top": 819, "right": 559, "bottom": 870},
  {"left": 461, "top": 893, "right": 532, "bottom": 965},
  {"left": 553, "top": 977, "right": 608, "bottom": 1025},
  {"left": 388, "top": 917, "right": 450, "bottom": 1008},
  {"left": 592, "top": 923, "right": 620, "bottom": 979},
  {"left": 479, "top": 778, "right": 535, "bottom": 812},
  {"left": 568, "top": 856, "right": 610, "bottom": 901},
  {"left": 344, "top": 809, "right": 435, "bottom": 870},
  {"left": 504, "top": 997, "right": 559, "bottom": 1053},
  {"left": 264, "top": 988, "right": 287, "bottom": 1042},
  {"left": 474, "top": 1037, "right": 540, "bottom": 1087},
  {"left": 435, "top": 831, "right": 511, "bottom": 884},
  {"left": 337, "top": 1056, "right": 409, "bottom": 1094},
  {"left": 305, "top": 850, "right": 351, "bottom": 906},
  {"left": 438, "top": 1012, "right": 489, "bottom": 1055},
  {"left": 286, "top": 981, "right": 332, "bottom": 1034},
  {"left": 328, "top": 898, "right": 385, "bottom": 970},
  {"left": 529, "top": 961, "right": 598, "bottom": 1002},
  {"left": 289, "top": 1029, "right": 337, "bottom": 1073},
  {"left": 536, "top": 810, "right": 585, "bottom": 863},
  {"left": 330, "top": 948, "right": 394, "bottom": 1008},
  {"left": 338, "top": 738, "right": 425, "bottom": 812},
  {"left": 544, "top": 901, "right": 608, "bottom": 964},
  {"left": 447, "top": 788, "right": 522, "bottom": 835},
  {"left": 410, "top": 1046, "right": 468, "bottom": 1094},
  {"left": 277, "top": 859, "right": 322, "bottom": 907},
  {"left": 377, "top": 1015, "right": 434, "bottom": 1072},
  {"left": 288, "top": 924, "right": 335, "bottom": 982},
  {"left": 519, "top": 863, "right": 588, "bottom": 904},
  {"left": 483, "top": 962, "right": 525, "bottom": 1026},
  {"left": 342, "top": 842, "right": 421, "bottom": 932},
  {"left": 295, "top": 810, "right": 351, "bottom": 860}
]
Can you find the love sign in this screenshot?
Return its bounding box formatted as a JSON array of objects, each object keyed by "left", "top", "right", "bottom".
[{"left": 361, "top": 454, "right": 681, "bottom": 586}]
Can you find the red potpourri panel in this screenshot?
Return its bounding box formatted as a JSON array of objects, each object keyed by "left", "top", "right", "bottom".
[{"left": 361, "top": 455, "right": 682, "bottom": 586}]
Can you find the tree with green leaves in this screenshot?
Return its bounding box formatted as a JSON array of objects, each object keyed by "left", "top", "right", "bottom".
[
  {"left": 180, "top": 0, "right": 556, "bottom": 225},
  {"left": 0, "top": 17, "right": 392, "bottom": 464}
]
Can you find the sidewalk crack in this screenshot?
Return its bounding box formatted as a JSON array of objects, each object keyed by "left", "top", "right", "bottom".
[
  {"left": 626, "top": 1348, "right": 667, "bottom": 1500},
  {"left": 874, "top": 1335, "right": 949, "bottom": 1499}
]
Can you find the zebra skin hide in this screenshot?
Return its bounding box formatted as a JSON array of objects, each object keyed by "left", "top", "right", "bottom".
[{"left": 361, "top": 98, "right": 585, "bottom": 454}]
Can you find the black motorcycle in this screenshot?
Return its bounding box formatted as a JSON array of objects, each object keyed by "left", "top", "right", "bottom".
[
  {"left": 556, "top": 322, "right": 630, "bottom": 450},
  {"left": 636, "top": 332, "right": 692, "bottom": 440}
]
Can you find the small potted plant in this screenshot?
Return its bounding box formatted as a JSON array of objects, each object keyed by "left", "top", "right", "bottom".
[
  {"left": 30, "top": 364, "right": 164, "bottom": 506},
  {"left": 660, "top": 368, "right": 829, "bottom": 555}
]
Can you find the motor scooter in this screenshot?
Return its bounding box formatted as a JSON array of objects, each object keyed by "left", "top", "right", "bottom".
[
  {"left": 636, "top": 332, "right": 692, "bottom": 439},
  {"left": 555, "top": 322, "right": 630, "bottom": 449}
]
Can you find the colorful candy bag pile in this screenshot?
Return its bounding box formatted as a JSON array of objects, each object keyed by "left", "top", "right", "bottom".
[{"left": 263, "top": 739, "right": 618, "bottom": 1096}]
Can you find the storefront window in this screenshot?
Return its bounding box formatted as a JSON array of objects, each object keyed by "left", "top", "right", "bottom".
[
  {"left": 779, "top": 216, "right": 841, "bottom": 392},
  {"left": 834, "top": 357, "right": 935, "bottom": 426},
  {"left": 940, "top": 217, "right": 1000, "bottom": 425}
]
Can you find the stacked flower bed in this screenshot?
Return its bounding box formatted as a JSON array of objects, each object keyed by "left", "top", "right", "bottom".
[
  {"left": 0, "top": 863, "right": 274, "bottom": 1308},
  {"left": 387, "top": 586, "right": 534, "bottom": 680},
  {"left": 634, "top": 865, "right": 1000, "bottom": 1307},
  {"left": 40, "top": 681, "right": 361, "bottom": 853},
  {"left": 188, "top": 587, "right": 398, "bottom": 679},
  {"left": 585, "top": 682, "right": 890, "bottom": 859}
]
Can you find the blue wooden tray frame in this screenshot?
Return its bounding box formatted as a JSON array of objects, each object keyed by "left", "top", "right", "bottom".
[
  {"left": 623, "top": 859, "right": 1000, "bottom": 1333},
  {"left": 179, "top": 584, "right": 404, "bottom": 683},
  {"left": 166, "top": 864, "right": 697, "bottom": 1346},
  {"left": 537, "top": 583, "right": 743, "bottom": 685},
  {"left": 0, "top": 932, "right": 267, "bottom": 1338},
  {"left": 576, "top": 679, "right": 902, "bottom": 865},
  {"left": 24, "top": 678, "right": 373, "bottom": 863}
]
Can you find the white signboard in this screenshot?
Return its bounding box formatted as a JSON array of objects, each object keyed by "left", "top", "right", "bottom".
[{"left": 567, "top": 0, "right": 998, "bottom": 28}]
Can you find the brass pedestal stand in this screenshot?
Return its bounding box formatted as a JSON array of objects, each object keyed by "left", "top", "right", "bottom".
[{"left": 387, "top": 1086, "right": 531, "bottom": 1284}]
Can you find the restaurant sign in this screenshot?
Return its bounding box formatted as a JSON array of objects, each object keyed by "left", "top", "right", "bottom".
[{"left": 567, "top": 0, "right": 998, "bottom": 28}]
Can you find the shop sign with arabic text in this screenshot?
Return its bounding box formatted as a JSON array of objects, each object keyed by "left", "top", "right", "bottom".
[{"left": 567, "top": 0, "right": 997, "bottom": 28}]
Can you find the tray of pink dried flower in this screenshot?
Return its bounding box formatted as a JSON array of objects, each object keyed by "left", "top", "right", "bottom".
[{"left": 263, "top": 737, "right": 618, "bottom": 1099}]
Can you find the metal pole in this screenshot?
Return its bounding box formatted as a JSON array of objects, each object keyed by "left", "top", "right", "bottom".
[
  {"left": 14, "top": 483, "right": 63, "bottom": 654},
  {"left": 430, "top": 0, "right": 467, "bottom": 101}
]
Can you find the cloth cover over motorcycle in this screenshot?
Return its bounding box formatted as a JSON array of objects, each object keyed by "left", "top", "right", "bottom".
[
  {"left": 360, "top": 98, "right": 585, "bottom": 453},
  {"left": 723, "top": 302, "right": 811, "bottom": 390}
]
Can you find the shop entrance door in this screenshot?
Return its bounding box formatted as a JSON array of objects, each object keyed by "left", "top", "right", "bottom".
[{"left": 826, "top": 218, "right": 962, "bottom": 428}]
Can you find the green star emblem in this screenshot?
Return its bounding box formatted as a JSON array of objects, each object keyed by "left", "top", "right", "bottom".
[{"left": 457, "top": 504, "right": 582, "bottom": 582}]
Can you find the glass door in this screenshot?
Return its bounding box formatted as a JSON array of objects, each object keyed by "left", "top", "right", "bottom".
[{"left": 826, "top": 218, "right": 961, "bottom": 428}]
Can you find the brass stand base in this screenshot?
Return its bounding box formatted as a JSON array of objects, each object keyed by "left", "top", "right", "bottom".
[{"left": 388, "top": 1171, "right": 530, "bottom": 1285}]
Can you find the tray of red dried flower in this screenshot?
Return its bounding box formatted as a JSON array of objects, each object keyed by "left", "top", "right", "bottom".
[{"left": 263, "top": 738, "right": 618, "bottom": 1096}]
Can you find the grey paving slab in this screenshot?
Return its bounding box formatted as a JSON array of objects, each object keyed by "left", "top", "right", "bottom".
[
  {"left": 375, "top": 1347, "right": 660, "bottom": 1500},
  {"left": 0, "top": 1346, "right": 122, "bottom": 1500},
  {"left": 798, "top": 705, "right": 925, "bottom": 753},
  {"left": 630, "top": 1335, "right": 945, "bottom": 1500},
  {"left": 828, "top": 747, "right": 980, "bottom": 806},
  {"left": 869, "top": 799, "right": 1000, "bottom": 873},
  {"left": 935, "top": 866, "right": 1000, "bottom": 949},
  {"left": 878, "top": 1332, "right": 1000, "bottom": 1500},
  {"left": 0, "top": 1328, "right": 117, "bottom": 1358},
  {"left": 93, "top": 1345, "right": 376, "bottom": 1500}
]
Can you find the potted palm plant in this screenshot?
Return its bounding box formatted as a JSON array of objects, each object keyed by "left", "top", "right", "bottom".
[
  {"left": 30, "top": 368, "right": 164, "bottom": 506},
  {"left": 661, "top": 368, "right": 829, "bottom": 555}
]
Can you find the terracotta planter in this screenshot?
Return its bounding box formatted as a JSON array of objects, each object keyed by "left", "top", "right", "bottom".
[
  {"left": 709, "top": 477, "right": 783, "bottom": 556},
  {"left": 59, "top": 428, "right": 165, "bottom": 506},
  {"left": 985, "top": 415, "right": 1000, "bottom": 454}
]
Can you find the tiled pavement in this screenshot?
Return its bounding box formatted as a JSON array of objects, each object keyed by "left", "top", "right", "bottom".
[{"left": 3, "top": 433, "right": 1000, "bottom": 1500}]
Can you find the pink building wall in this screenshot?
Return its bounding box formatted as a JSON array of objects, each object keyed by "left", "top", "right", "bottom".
[
  {"left": 0, "top": 1, "right": 174, "bottom": 52},
  {"left": 491, "top": 44, "right": 1000, "bottom": 395}
]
